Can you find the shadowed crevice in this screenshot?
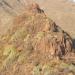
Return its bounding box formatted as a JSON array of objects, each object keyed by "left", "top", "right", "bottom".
[{"left": 72, "top": 39, "right": 75, "bottom": 49}]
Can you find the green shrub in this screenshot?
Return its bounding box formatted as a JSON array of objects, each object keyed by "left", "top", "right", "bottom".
[
  {"left": 2, "top": 45, "right": 17, "bottom": 69},
  {"left": 33, "top": 65, "right": 42, "bottom": 75}
]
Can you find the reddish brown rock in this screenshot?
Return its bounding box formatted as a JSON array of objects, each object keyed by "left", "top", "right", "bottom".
[{"left": 0, "top": 3, "right": 74, "bottom": 75}]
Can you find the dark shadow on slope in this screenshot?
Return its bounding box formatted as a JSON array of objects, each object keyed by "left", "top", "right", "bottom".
[{"left": 72, "top": 39, "right": 75, "bottom": 49}]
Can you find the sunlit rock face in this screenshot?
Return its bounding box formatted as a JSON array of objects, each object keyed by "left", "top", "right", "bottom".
[
  {"left": 68, "top": 0, "right": 75, "bottom": 2},
  {"left": 0, "top": 2, "right": 74, "bottom": 75},
  {"left": 72, "top": 0, "right": 75, "bottom": 2}
]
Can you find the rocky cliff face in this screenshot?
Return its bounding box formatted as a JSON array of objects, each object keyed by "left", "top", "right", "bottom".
[{"left": 0, "top": 2, "right": 75, "bottom": 75}]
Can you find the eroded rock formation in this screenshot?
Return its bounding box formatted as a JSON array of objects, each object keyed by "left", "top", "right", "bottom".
[{"left": 0, "top": 3, "right": 74, "bottom": 75}]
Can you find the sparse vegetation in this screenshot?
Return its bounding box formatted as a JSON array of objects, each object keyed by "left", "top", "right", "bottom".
[
  {"left": 33, "top": 65, "right": 42, "bottom": 75},
  {"left": 0, "top": 2, "right": 75, "bottom": 75},
  {"left": 10, "top": 27, "right": 28, "bottom": 42},
  {"left": 2, "top": 45, "right": 18, "bottom": 69}
]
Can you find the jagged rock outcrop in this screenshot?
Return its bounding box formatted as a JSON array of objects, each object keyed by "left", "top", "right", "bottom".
[
  {"left": 10, "top": 3, "right": 73, "bottom": 58},
  {"left": 0, "top": 3, "right": 74, "bottom": 75}
]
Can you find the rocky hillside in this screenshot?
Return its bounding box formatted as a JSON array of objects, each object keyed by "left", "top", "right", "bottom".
[
  {"left": 34, "top": 0, "right": 75, "bottom": 39},
  {"left": 0, "top": 2, "right": 75, "bottom": 75}
]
